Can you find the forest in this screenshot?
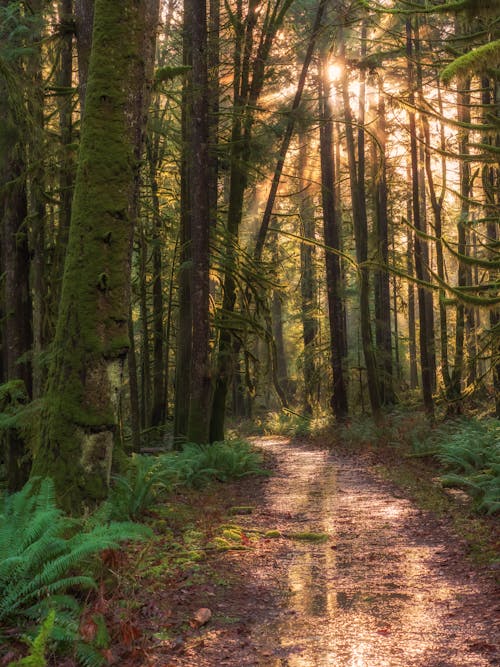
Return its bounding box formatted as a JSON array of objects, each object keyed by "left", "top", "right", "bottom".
[{"left": 0, "top": 0, "right": 499, "bottom": 664}]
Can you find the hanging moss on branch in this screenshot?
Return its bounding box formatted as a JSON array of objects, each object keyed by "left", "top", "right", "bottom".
[
  {"left": 441, "top": 40, "right": 500, "bottom": 84},
  {"left": 31, "top": 0, "right": 149, "bottom": 513}
]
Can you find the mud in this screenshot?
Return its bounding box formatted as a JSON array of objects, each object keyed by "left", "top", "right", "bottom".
[{"left": 153, "top": 436, "right": 499, "bottom": 667}]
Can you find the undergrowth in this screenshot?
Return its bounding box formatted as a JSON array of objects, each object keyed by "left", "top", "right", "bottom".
[
  {"left": 0, "top": 478, "right": 149, "bottom": 665},
  {"left": 100, "top": 439, "right": 267, "bottom": 521},
  {"left": 1, "top": 439, "right": 267, "bottom": 664},
  {"left": 332, "top": 412, "right": 500, "bottom": 515}
]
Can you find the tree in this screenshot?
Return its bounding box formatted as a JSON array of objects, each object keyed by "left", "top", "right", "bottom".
[{"left": 32, "top": 0, "right": 159, "bottom": 511}]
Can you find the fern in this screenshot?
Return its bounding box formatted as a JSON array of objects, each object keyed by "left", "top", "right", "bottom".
[
  {"left": 437, "top": 419, "right": 500, "bottom": 513},
  {"left": 0, "top": 478, "right": 149, "bottom": 649},
  {"left": 104, "top": 440, "right": 268, "bottom": 519},
  {"left": 7, "top": 608, "right": 56, "bottom": 667},
  {"left": 98, "top": 453, "right": 174, "bottom": 521}
]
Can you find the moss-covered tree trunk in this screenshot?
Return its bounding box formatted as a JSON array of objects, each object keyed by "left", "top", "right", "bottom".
[{"left": 32, "top": 0, "right": 157, "bottom": 512}]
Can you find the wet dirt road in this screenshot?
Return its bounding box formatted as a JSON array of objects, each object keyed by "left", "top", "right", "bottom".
[{"left": 161, "top": 437, "right": 499, "bottom": 667}]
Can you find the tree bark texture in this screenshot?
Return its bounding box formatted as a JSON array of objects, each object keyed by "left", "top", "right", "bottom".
[{"left": 32, "top": 0, "right": 158, "bottom": 511}]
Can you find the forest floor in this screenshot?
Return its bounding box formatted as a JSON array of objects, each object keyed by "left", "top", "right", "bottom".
[{"left": 120, "top": 436, "right": 499, "bottom": 667}]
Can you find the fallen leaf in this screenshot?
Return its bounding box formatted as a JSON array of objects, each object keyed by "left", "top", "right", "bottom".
[
  {"left": 80, "top": 616, "right": 97, "bottom": 642},
  {"left": 190, "top": 607, "right": 212, "bottom": 627}
]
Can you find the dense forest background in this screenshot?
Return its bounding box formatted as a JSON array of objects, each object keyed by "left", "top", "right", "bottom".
[{"left": 0, "top": 0, "right": 499, "bottom": 510}]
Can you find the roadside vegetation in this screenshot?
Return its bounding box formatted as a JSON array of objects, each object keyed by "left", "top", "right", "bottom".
[{"left": 0, "top": 440, "right": 267, "bottom": 666}]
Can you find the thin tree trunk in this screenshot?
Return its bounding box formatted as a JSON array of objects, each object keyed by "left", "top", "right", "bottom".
[
  {"left": 298, "top": 137, "right": 318, "bottom": 414},
  {"left": 406, "top": 164, "right": 418, "bottom": 390},
  {"left": 148, "top": 143, "right": 166, "bottom": 428},
  {"left": 373, "top": 79, "right": 394, "bottom": 405},
  {"left": 406, "top": 17, "right": 434, "bottom": 416},
  {"left": 422, "top": 79, "right": 451, "bottom": 395},
  {"left": 319, "top": 62, "right": 348, "bottom": 421},
  {"left": 139, "top": 220, "right": 152, "bottom": 430},
  {"left": 128, "top": 306, "right": 141, "bottom": 452},
  {"left": 341, "top": 31, "right": 381, "bottom": 421},
  {"left": 449, "top": 75, "right": 471, "bottom": 413},
  {"left": 174, "top": 29, "right": 193, "bottom": 443}
]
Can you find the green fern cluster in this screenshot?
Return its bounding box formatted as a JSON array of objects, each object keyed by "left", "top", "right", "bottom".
[
  {"left": 99, "top": 453, "right": 175, "bottom": 521},
  {"left": 0, "top": 478, "right": 149, "bottom": 662},
  {"left": 437, "top": 419, "right": 500, "bottom": 514},
  {"left": 104, "top": 439, "right": 267, "bottom": 521},
  {"left": 173, "top": 440, "right": 268, "bottom": 486}
]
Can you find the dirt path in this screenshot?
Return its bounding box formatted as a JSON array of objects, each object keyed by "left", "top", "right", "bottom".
[{"left": 154, "top": 437, "right": 499, "bottom": 667}]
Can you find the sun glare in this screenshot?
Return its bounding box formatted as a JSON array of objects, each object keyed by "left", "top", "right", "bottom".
[{"left": 327, "top": 62, "right": 343, "bottom": 82}]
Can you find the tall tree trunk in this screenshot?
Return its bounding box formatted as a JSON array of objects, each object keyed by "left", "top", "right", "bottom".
[
  {"left": 340, "top": 31, "right": 381, "bottom": 421},
  {"left": 319, "top": 61, "right": 348, "bottom": 421},
  {"left": 32, "top": 0, "right": 159, "bottom": 512},
  {"left": 406, "top": 164, "right": 418, "bottom": 390},
  {"left": 482, "top": 78, "right": 500, "bottom": 416},
  {"left": 0, "top": 0, "right": 33, "bottom": 490},
  {"left": 422, "top": 78, "right": 451, "bottom": 395},
  {"left": 128, "top": 306, "right": 141, "bottom": 452},
  {"left": 139, "top": 221, "right": 152, "bottom": 430},
  {"left": 449, "top": 75, "right": 471, "bottom": 413},
  {"left": 372, "top": 79, "right": 394, "bottom": 405},
  {"left": 186, "top": 0, "right": 212, "bottom": 444},
  {"left": 298, "top": 137, "right": 318, "bottom": 414},
  {"left": 174, "top": 30, "right": 193, "bottom": 443},
  {"left": 406, "top": 17, "right": 434, "bottom": 416},
  {"left": 148, "top": 142, "right": 166, "bottom": 428},
  {"left": 29, "top": 0, "right": 49, "bottom": 399}
]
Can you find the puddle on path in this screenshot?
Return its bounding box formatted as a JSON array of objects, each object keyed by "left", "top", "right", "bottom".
[{"left": 250, "top": 437, "right": 499, "bottom": 667}]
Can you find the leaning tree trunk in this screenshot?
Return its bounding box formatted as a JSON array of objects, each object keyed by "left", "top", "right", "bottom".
[{"left": 32, "top": 0, "right": 158, "bottom": 512}]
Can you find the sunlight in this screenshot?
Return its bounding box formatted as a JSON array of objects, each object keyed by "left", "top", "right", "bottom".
[{"left": 327, "top": 62, "right": 343, "bottom": 82}]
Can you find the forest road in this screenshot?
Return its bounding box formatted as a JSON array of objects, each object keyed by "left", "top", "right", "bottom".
[{"left": 160, "top": 436, "right": 499, "bottom": 667}]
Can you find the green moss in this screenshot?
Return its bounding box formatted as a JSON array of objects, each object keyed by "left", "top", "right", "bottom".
[
  {"left": 229, "top": 505, "right": 254, "bottom": 515},
  {"left": 264, "top": 529, "right": 282, "bottom": 538},
  {"left": 31, "top": 0, "right": 146, "bottom": 513},
  {"left": 441, "top": 39, "right": 500, "bottom": 84},
  {"left": 288, "top": 531, "right": 329, "bottom": 543}
]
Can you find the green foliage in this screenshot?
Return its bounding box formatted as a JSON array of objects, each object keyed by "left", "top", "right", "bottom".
[
  {"left": 263, "top": 410, "right": 312, "bottom": 437},
  {"left": 8, "top": 609, "right": 55, "bottom": 667},
  {"left": 172, "top": 440, "right": 268, "bottom": 486},
  {"left": 437, "top": 420, "right": 500, "bottom": 514},
  {"left": 0, "top": 478, "right": 148, "bottom": 659},
  {"left": 103, "top": 440, "right": 268, "bottom": 521},
  {"left": 441, "top": 40, "right": 500, "bottom": 84},
  {"left": 335, "top": 412, "right": 500, "bottom": 514},
  {"left": 100, "top": 454, "right": 174, "bottom": 521}
]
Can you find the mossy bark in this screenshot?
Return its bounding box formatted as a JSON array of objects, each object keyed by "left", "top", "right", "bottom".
[{"left": 31, "top": 0, "right": 152, "bottom": 512}]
